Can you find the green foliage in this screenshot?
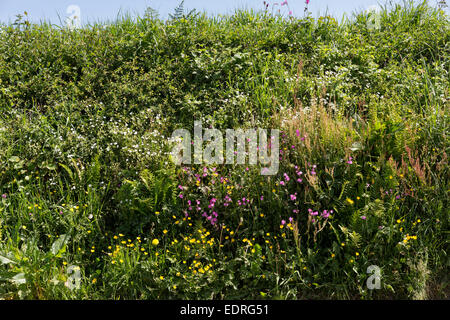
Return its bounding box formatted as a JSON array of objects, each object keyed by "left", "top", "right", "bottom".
[{"left": 0, "top": 1, "right": 448, "bottom": 299}]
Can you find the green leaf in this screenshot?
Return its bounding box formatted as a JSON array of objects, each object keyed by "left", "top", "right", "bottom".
[
  {"left": 11, "top": 272, "right": 26, "bottom": 285},
  {"left": 14, "top": 161, "right": 24, "bottom": 169},
  {"left": 51, "top": 234, "right": 70, "bottom": 257},
  {"left": 0, "top": 255, "right": 16, "bottom": 265},
  {"left": 350, "top": 142, "right": 364, "bottom": 151},
  {"left": 59, "top": 163, "right": 73, "bottom": 180}
]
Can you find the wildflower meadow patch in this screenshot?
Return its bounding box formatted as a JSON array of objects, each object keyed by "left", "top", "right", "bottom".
[{"left": 0, "top": 0, "right": 448, "bottom": 300}]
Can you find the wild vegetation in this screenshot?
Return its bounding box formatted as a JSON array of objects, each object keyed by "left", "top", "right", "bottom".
[{"left": 0, "top": 1, "right": 448, "bottom": 299}]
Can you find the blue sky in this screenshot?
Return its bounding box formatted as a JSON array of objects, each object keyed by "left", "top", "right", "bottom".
[{"left": 0, "top": 0, "right": 440, "bottom": 25}]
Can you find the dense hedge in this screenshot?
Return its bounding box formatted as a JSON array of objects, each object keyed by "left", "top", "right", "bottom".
[{"left": 0, "top": 1, "right": 448, "bottom": 299}]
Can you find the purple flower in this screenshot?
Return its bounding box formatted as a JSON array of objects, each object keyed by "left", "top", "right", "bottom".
[
  {"left": 290, "top": 193, "right": 297, "bottom": 201},
  {"left": 1, "top": 194, "right": 6, "bottom": 199},
  {"left": 347, "top": 156, "right": 353, "bottom": 164},
  {"left": 361, "top": 215, "right": 367, "bottom": 220},
  {"left": 281, "top": 220, "right": 286, "bottom": 225}
]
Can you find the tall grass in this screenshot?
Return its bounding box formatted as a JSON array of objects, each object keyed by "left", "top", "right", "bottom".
[{"left": 0, "top": 1, "right": 448, "bottom": 299}]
